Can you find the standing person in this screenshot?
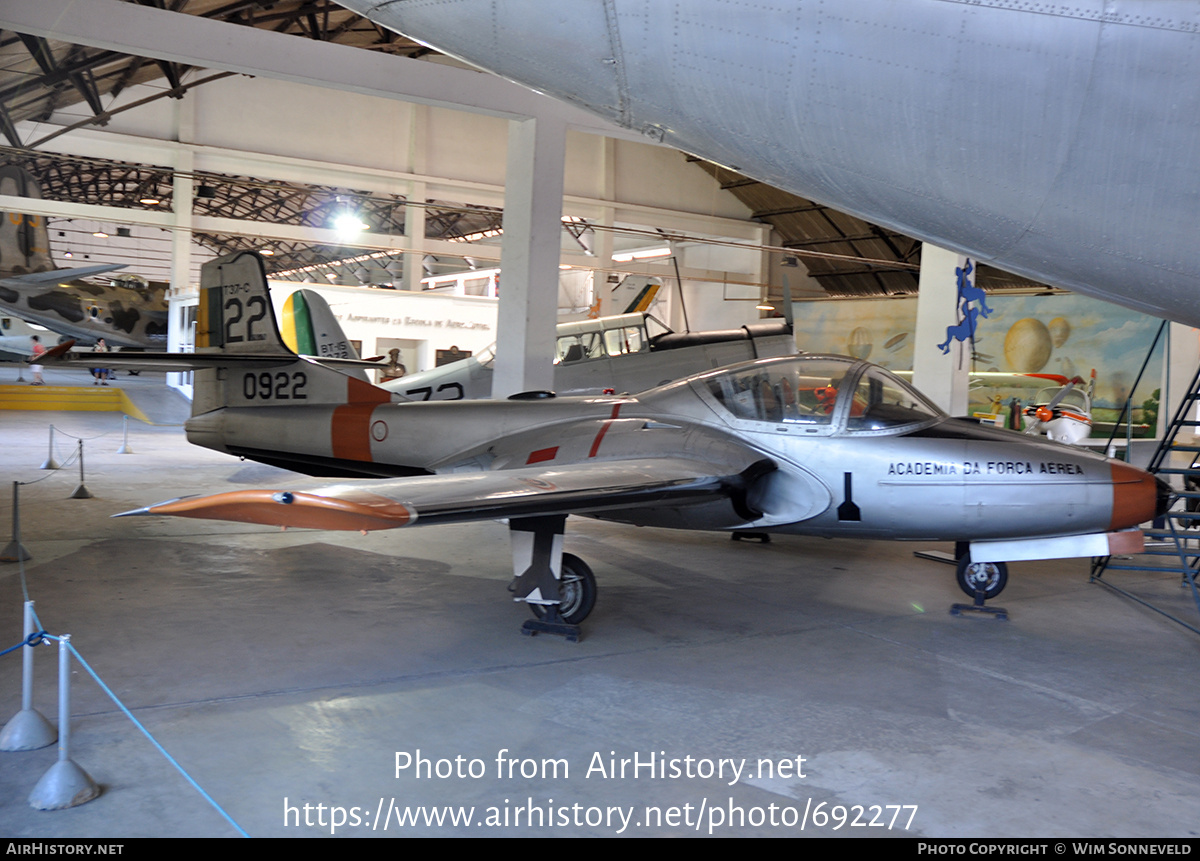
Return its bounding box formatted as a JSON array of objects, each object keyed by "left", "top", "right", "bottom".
[
  {"left": 91, "top": 338, "right": 109, "bottom": 385},
  {"left": 29, "top": 335, "right": 45, "bottom": 385}
]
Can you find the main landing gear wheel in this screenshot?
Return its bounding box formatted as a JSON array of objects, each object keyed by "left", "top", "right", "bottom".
[
  {"left": 955, "top": 556, "right": 1008, "bottom": 600},
  {"left": 530, "top": 553, "right": 597, "bottom": 624}
]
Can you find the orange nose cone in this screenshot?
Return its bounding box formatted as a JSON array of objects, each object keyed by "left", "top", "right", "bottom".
[
  {"left": 1109, "top": 462, "right": 1162, "bottom": 530},
  {"left": 1036, "top": 406, "right": 1054, "bottom": 423}
]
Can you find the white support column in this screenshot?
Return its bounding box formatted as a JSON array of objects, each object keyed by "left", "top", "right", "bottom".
[
  {"left": 169, "top": 157, "right": 194, "bottom": 301},
  {"left": 167, "top": 105, "right": 195, "bottom": 394},
  {"left": 402, "top": 181, "right": 426, "bottom": 292},
  {"left": 491, "top": 115, "right": 567, "bottom": 398},
  {"left": 592, "top": 138, "right": 616, "bottom": 319},
  {"left": 755, "top": 223, "right": 772, "bottom": 317},
  {"left": 912, "top": 244, "right": 973, "bottom": 415},
  {"left": 402, "top": 104, "right": 428, "bottom": 292}
]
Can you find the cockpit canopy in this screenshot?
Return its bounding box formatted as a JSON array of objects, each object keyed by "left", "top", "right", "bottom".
[
  {"left": 1034, "top": 386, "right": 1090, "bottom": 413},
  {"left": 696, "top": 355, "right": 945, "bottom": 435}
]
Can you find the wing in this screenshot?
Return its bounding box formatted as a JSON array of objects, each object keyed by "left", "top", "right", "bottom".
[
  {"left": 0, "top": 264, "right": 125, "bottom": 287},
  {"left": 116, "top": 456, "right": 777, "bottom": 532}
]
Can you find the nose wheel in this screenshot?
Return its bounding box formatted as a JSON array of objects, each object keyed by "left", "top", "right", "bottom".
[
  {"left": 951, "top": 554, "right": 1009, "bottom": 620},
  {"left": 955, "top": 556, "right": 1008, "bottom": 600}
]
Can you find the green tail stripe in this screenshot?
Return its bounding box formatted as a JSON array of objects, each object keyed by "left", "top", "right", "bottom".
[{"left": 292, "top": 291, "right": 317, "bottom": 355}]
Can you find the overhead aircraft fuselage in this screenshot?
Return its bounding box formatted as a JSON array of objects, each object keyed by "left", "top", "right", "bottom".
[{"left": 339, "top": 0, "right": 1200, "bottom": 326}]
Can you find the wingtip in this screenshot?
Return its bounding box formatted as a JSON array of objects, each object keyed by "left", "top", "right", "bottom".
[{"left": 111, "top": 496, "right": 191, "bottom": 518}]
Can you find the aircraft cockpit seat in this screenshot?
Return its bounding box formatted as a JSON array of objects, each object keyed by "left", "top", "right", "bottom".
[{"left": 562, "top": 343, "right": 585, "bottom": 363}]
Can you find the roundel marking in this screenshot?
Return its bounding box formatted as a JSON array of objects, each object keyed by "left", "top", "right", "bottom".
[{"left": 371, "top": 420, "right": 388, "bottom": 442}]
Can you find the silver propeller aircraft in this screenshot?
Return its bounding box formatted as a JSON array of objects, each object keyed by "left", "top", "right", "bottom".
[
  {"left": 279, "top": 285, "right": 796, "bottom": 400},
  {"left": 101, "top": 252, "right": 1165, "bottom": 637}
]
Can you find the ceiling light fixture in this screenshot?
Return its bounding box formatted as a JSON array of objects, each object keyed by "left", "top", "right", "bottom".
[
  {"left": 612, "top": 246, "right": 671, "bottom": 262},
  {"left": 333, "top": 211, "right": 369, "bottom": 239}
]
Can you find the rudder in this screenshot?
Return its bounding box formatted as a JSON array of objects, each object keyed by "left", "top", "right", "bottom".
[{"left": 0, "top": 165, "right": 53, "bottom": 276}]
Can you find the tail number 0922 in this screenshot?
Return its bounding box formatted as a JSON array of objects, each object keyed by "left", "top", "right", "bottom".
[{"left": 243, "top": 371, "right": 307, "bottom": 400}]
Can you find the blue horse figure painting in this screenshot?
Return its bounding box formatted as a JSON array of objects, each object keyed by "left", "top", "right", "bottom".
[{"left": 937, "top": 258, "right": 989, "bottom": 354}]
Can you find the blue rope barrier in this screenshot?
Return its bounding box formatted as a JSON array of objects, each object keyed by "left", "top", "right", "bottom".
[
  {"left": 0, "top": 630, "right": 48, "bottom": 658},
  {"left": 27, "top": 608, "right": 250, "bottom": 838}
]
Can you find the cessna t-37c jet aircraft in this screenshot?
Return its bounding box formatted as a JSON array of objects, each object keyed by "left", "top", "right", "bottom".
[{"left": 106, "top": 253, "right": 1166, "bottom": 638}]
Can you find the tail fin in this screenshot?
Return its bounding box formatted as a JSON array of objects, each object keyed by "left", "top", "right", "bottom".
[
  {"left": 619, "top": 276, "right": 662, "bottom": 314},
  {"left": 0, "top": 165, "right": 53, "bottom": 276},
  {"left": 280, "top": 289, "right": 357, "bottom": 359},
  {"left": 281, "top": 288, "right": 367, "bottom": 381},
  {"left": 190, "top": 252, "right": 394, "bottom": 415},
  {"left": 196, "top": 251, "right": 293, "bottom": 355}
]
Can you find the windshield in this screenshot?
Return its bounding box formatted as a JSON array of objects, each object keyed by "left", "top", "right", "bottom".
[
  {"left": 700, "top": 356, "right": 944, "bottom": 434},
  {"left": 845, "top": 367, "right": 944, "bottom": 432}
]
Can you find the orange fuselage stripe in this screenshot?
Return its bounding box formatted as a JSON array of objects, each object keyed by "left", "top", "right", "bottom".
[{"left": 331, "top": 377, "right": 392, "bottom": 463}]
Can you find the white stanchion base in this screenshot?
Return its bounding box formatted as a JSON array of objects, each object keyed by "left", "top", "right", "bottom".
[
  {"left": 29, "top": 759, "right": 100, "bottom": 810},
  {"left": 0, "top": 708, "right": 56, "bottom": 751}
]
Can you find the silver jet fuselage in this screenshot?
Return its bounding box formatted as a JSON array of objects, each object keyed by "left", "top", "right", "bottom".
[{"left": 186, "top": 355, "right": 1160, "bottom": 542}]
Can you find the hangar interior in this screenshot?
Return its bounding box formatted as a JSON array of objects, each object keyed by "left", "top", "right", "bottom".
[{"left": 0, "top": 0, "right": 1198, "bottom": 838}]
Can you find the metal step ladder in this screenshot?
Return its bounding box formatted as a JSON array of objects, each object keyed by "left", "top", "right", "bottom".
[{"left": 1091, "top": 361, "right": 1200, "bottom": 634}]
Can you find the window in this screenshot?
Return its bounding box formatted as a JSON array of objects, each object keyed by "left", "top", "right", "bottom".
[
  {"left": 555, "top": 331, "right": 605, "bottom": 364},
  {"left": 845, "top": 368, "right": 942, "bottom": 431},
  {"left": 705, "top": 359, "right": 854, "bottom": 425}
]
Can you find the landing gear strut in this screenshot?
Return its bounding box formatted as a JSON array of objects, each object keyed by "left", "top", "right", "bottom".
[{"left": 509, "top": 515, "right": 595, "bottom": 641}]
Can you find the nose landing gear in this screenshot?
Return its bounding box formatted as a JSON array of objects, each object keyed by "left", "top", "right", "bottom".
[{"left": 951, "top": 551, "right": 1009, "bottom": 620}]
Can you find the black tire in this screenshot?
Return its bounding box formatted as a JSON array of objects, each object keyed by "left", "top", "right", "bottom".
[
  {"left": 530, "top": 553, "right": 597, "bottom": 624},
  {"left": 955, "top": 555, "right": 1008, "bottom": 600}
]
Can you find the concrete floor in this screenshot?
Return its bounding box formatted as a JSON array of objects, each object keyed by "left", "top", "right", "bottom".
[{"left": 0, "top": 403, "right": 1198, "bottom": 838}]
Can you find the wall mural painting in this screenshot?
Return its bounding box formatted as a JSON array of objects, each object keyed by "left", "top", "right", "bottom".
[{"left": 794, "top": 293, "right": 1165, "bottom": 438}]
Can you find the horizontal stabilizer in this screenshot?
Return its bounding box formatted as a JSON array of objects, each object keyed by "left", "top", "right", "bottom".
[{"left": 41, "top": 350, "right": 385, "bottom": 373}]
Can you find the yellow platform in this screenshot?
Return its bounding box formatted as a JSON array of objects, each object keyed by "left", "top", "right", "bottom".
[{"left": 0, "top": 384, "right": 151, "bottom": 423}]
